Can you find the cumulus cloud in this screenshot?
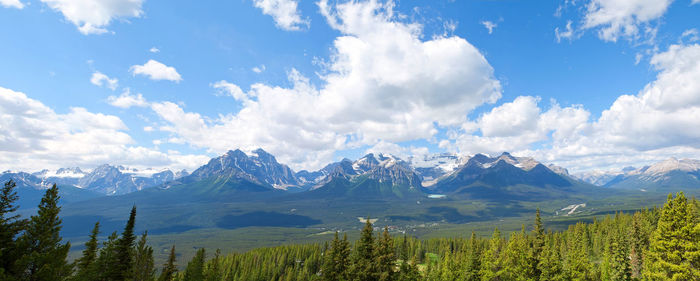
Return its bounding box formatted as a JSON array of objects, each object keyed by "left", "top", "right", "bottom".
[
  {"left": 253, "top": 0, "right": 309, "bottom": 31},
  {"left": 149, "top": 47, "right": 160, "bottom": 53},
  {"left": 481, "top": 21, "right": 497, "bottom": 34},
  {"left": 90, "top": 71, "right": 118, "bottom": 90},
  {"left": 149, "top": 0, "right": 501, "bottom": 170},
  {"left": 0, "top": 0, "right": 23, "bottom": 9},
  {"left": 581, "top": 0, "right": 672, "bottom": 42},
  {"left": 40, "top": 0, "right": 144, "bottom": 35},
  {"left": 445, "top": 43, "right": 700, "bottom": 173},
  {"left": 0, "top": 87, "right": 208, "bottom": 172},
  {"left": 107, "top": 89, "right": 149, "bottom": 108},
  {"left": 130, "top": 60, "right": 182, "bottom": 82}
]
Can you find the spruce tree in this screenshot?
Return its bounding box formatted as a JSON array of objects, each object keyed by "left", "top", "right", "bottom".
[
  {"left": 322, "top": 231, "right": 350, "bottom": 281},
  {"left": 397, "top": 257, "right": 420, "bottom": 281},
  {"left": 73, "top": 222, "right": 100, "bottom": 281},
  {"left": 531, "top": 209, "right": 544, "bottom": 280},
  {"left": 601, "top": 227, "right": 630, "bottom": 281},
  {"left": 566, "top": 223, "right": 592, "bottom": 281},
  {"left": 204, "top": 249, "right": 221, "bottom": 281},
  {"left": 644, "top": 192, "right": 700, "bottom": 280},
  {"left": 464, "top": 232, "right": 481, "bottom": 281},
  {"left": 113, "top": 206, "right": 137, "bottom": 281},
  {"left": 503, "top": 226, "right": 535, "bottom": 281},
  {"left": 350, "top": 218, "right": 377, "bottom": 281},
  {"left": 479, "top": 228, "right": 505, "bottom": 281},
  {"left": 184, "top": 248, "right": 206, "bottom": 281},
  {"left": 0, "top": 180, "right": 26, "bottom": 278},
  {"left": 538, "top": 233, "right": 566, "bottom": 281},
  {"left": 14, "top": 184, "right": 71, "bottom": 281},
  {"left": 132, "top": 231, "right": 155, "bottom": 281},
  {"left": 158, "top": 245, "right": 177, "bottom": 281},
  {"left": 375, "top": 227, "right": 396, "bottom": 281},
  {"left": 95, "top": 231, "right": 119, "bottom": 280}
]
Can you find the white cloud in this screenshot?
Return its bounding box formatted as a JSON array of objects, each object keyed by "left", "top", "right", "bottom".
[
  {"left": 107, "top": 89, "right": 149, "bottom": 108},
  {"left": 445, "top": 43, "right": 700, "bottom": 173},
  {"left": 253, "top": 0, "right": 309, "bottom": 31},
  {"left": 0, "top": 86, "right": 207, "bottom": 172},
  {"left": 130, "top": 60, "right": 182, "bottom": 82},
  {"left": 252, "top": 65, "right": 266, "bottom": 73},
  {"left": 150, "top": 0, "right": 502, "bottom": 170},
  {"left": 0, "top": 0, "right": 23, "bottom": 9},
  {"left": 555, "top": 20, "right": 575, "bottom": 42},
  {"left": 581, "top": 0, "right": 672, "bottom": 42},
  {"left": 149, "top": 47, "right": 160, "bottom": 53},
  {"left": 90, "top": 71, "right": 118, "bottom": 90},
  {"left": 693, "top": 0, "right": 700, "bottom": 5},
  {"left": 681, "top": 28, "right": 699, "bottom": 43},
  {"left": 40, "top": 0, "right": 144, "bottom": 35},
  {"left": 481, "top": 20, "right": 497, "bottom": 34},
  {"left": 212, "top": 80, "right": 246, "bottom": 101}
]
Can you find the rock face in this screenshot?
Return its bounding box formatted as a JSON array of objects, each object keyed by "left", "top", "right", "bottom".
[
  {"left": 307, "top": 153, "right": 425, "bottom": 199},
  {"left": 184, "top": 148, "right": 300, "bottom": 190}
]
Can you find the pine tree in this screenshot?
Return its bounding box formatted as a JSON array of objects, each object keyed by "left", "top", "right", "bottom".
[
  {"left": 73, "top": 222, "right": 100, "bottom": 281},
  {"left": 628, "top": 212, "right": 647, "bottom": 279},
  {"left": 14, "top": 184, "right": 72, "bottom": 281},
  {"left": 0, "top": 180, "right": 26, "bottom": 278},
  {"left": 397, "top": 257, "right": 420, "bottom": 281},
  {"left": 158, "top": 245, "right": 177, "bottom": 281},
  {"left": 204, "top": 249, "right": 221, "bottom": 281},
  {"left": 375, "top": 227, "right": 396, "bottom": 281},
  {"left": 95, "top": 231, "right": 119, "bottom": 280},
  {"left": 531, "top": 209, "right": 544, "bottom": 280},
  {"left": 644, "top": 192, "right": 700, "bottom": 280},
  {"left": 538, "top": 233, "right": 566, "bottom": 281},
  {"left": 184, "top": 248, "right": 206, "bottom": 281},
  {"left": 350, "top": 218, "right": 377, "bottom": 281},
  {"left": 479, "top": 228, "right": 505, "bottom": 281},
  {"left": 566, "top": 223, "right": 592, "bottom": 281},
  {"left": 322, "top": 231, "right": 350, "bottom": 281},
  {"left": 113, "top": 206, "right": 137, "bottom": 281},
  {"left": 132, "top": 231, "right": 155, "bottom": 281},
  {"left": 502, "top": 227, "right": 535, "bottom": 281},
  {"left": 601, "top": 227, "right": 630, "bottom": 281},
  {"left": 464, "top": 232, "right": 481, "bottom": 281}
]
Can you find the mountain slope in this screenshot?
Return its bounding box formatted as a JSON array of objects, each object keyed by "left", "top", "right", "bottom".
[
  {"left": 431, "top": 153, "right": 591, "bottom": 200},
  {"left": 604, "top": 158, "right": 700, "bottom": 191}
]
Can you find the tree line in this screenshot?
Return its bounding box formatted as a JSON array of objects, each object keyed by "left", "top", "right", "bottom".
[{"left": 2, "top": 179, "right": 699, "bottom": 280}]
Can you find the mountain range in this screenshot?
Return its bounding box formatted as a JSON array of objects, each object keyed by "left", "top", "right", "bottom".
[
  {"left": 7, "top": 149, "right": 700, "bottom": 203},
  {"left": 575, "top": 158, "right": 700, "bottom": 191},
  {"left": 6, "top": 148, "right": 697, "bottom": 242}
]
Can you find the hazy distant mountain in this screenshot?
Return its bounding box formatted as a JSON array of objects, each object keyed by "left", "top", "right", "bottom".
[
  {"left": 6, "top": 165, "right": 187, "bottom": 196},
  {"left": 594, "top": 158, "right": 700, "bottom": 191},
  {"left": 0, "top": 171, "right": 101, "bottom": 209}
]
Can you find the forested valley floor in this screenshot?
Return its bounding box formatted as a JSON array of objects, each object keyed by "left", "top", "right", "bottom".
[{"left": 2, "top": 179, "right": 699, "bottom": 281}]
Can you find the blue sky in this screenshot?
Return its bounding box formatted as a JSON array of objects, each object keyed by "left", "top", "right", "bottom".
[{"left": 1, "top": 0, "right": 700, "bottom": 174}]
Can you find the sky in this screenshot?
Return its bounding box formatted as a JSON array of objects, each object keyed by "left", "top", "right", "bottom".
[{"left": 1, "top": 0, "right": 700, "bottom": 174}]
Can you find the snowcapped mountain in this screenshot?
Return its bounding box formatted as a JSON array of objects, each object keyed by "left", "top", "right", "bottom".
[
  {"left": 431, "top": 152, "right": 582, "bottom": 198},
  {"left": 307, "top": 153, "right": 425, "bottom": 199},
  {"left": 580, "top": 158, "right": 700, "bottom": 191},
  {"left": 408, "top": 153, "right": 467, "bottom": 184},
  {"left": 4, "top": 165, "right": 186, "bottom": 196},
  {"left": 312, "top": 153, "right": 423, "bottom": 189},
  {"left": 178, "top": 148, "right": 300, "bottom": 190}
]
